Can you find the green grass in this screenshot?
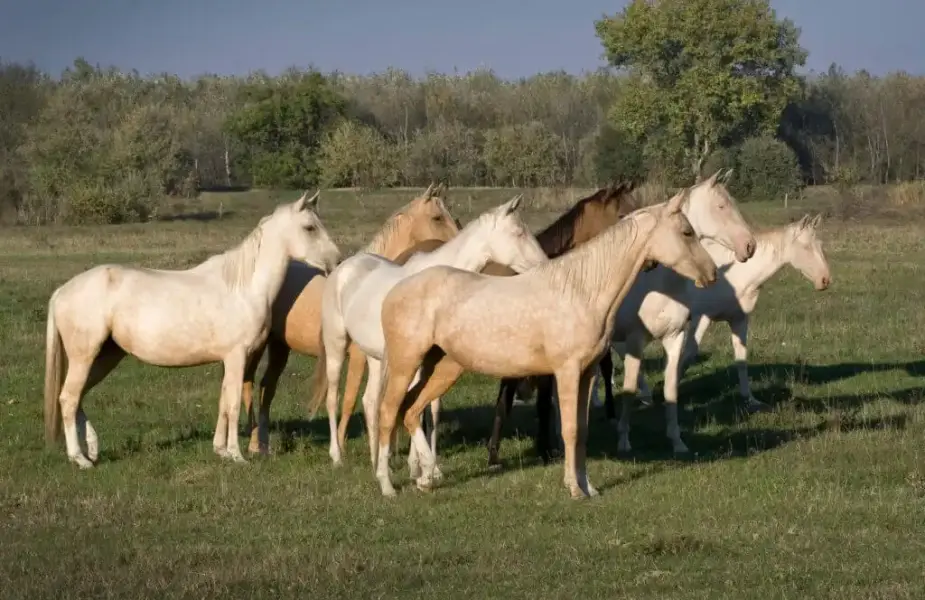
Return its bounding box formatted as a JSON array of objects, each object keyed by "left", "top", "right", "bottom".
[{"left": 2, "top": 188, "right": 924, "bottom": 599}]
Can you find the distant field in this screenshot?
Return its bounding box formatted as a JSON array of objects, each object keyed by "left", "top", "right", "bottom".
[{"left": 1, "top": 187, "right": 924, "bottom": 599}]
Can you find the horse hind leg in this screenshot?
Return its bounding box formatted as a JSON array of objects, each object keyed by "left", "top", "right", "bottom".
[
  {"left": 58, "top": 334, "right": 122, "bottom": 468},
  {"left": 75, "top": 340, "right": 126, "bottom": 463},
  {"left": 242, "top": 343, "right": 265, "bottom": 455},
  {"left": 252, "top": 340, "right": 290, "bottom": 455}
]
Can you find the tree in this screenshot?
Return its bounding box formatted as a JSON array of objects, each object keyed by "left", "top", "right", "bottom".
[
  {"left": 595, "top": 0, "right": 807, "bottom": 180},
  {"left": 225, "top": 71, "right": 345, "bottom": 188}
]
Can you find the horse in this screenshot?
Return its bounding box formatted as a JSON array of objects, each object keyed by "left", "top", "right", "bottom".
[
  {"left": 240, "top": 183, "right": 459, "bottom": 455},
  {"left": 486, "top": 168, "right": 758, "bottom": 466},
  {"left": 372, "top": 189, "right": 718, "bottom": 498},
  {"left": 43, "top": 191, "right": 342, "bottom": 468},
  {"left": 609, "top": 214, "right": 831, "bottom": 451},
  {"left": 308, "top": 194, "right": 548, "bottom": 468},
  {"left": 331, "top": 183, "right": 639, "bottom": 480}
]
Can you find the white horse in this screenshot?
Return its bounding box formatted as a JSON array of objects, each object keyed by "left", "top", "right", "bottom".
[
  {"left": 579, "top": 169, "right": 758, "bottom": 454},
  {"left": 308, "top": 194, "right": 548, "bottom": 469},
  {"left": 603, "top": 213, "right": 831, "bottom": 454},
  {"left": 43, "top": 191, "right": 341, "bottom": 468},
  {"left": 612, "top": 213, "right": 831, "bottom": 419}
]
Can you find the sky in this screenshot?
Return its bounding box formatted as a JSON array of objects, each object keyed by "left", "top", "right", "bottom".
[{"left": 1, "top": 0, "right": 922, "bottom": 79}]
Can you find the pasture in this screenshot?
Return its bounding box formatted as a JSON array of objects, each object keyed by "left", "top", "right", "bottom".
[{"left": 2, "top": 187, "right": 924, "bottom": 599}]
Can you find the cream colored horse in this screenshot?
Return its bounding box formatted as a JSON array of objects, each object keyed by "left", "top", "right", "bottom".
[
  {"left": 613, "top": 214, "right": 831, "bottom": 431},
  {"left": 241, "top": 183, "right": 459, "bottom": 454},
  {"left": 310, "top": 194, "right": 548, "bottom": 468},
  {"left": 487, "top": 169, "right": 758, "bottom": 465},
  {"left": 601, "top": 214, "right": 827, "bottom": 455},
  {"left": 372, "top": 190, "right": 718, "bottom": 498},
  {"left": 43, "top": 191, "right": 341, "bottom": 468},
  {"left": 571, "top": 169, "right": 758, "bottom": 454}
]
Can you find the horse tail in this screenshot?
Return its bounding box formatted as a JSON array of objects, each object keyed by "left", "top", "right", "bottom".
[
  {"left": 44, "top": 293, "right": 65, "bottom": 445},
  {"left": 307, "top": 329, "right": 329, "bottom": 418}
]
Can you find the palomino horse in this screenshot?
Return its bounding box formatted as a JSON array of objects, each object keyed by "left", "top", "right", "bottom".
[
  {"left": 309, "top": 194, "right": 548, "bottom": 468},
  {"left": 611, "top": 214, "right": 830, "bottom": 448},
  {"left": 43, "top": 192, "right": 341, "bottom": 467},
  {"left": 331, "top": 184, "right": 638, "bottom": 480},
  {"left": 372, "top": 190, "right": 718, "bottom": 498},
  {"left": 487, "top": 168, "right": 758, "bottom": 466},
  {"left": 240, "top": 183, "right": 459, "bottom": 454}
]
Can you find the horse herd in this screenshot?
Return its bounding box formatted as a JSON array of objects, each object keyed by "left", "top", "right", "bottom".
[{"left": 43, "top": 171, "right": 831, "bottom": 499}]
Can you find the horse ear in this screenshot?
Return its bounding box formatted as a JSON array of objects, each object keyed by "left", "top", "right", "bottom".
[
  {"left": 796, "top": 214, "right": 812, "bottom": 230},
  {"left": 422, "top": 182, "right": 435, "bottom": 199},
  {"left": 665, "top": 188, "right": 688, "bottom": 214},
  {"left": 503, "top": 194, "right": 524, "bottom": 215},
  {"left": 705, "top": 169, "right": 723, "bottom": 187},
  {"left": 722, "top": 168, "right": 734, "bottom": 183},
  {"left": 810, "top": 213, "right": 823, "bottom": 229},
  {"left": 294, "top": 190, "right": 319, "bottom": 212}
]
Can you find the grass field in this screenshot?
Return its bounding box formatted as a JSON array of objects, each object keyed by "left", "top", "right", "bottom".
[{"left": 2, "top": 187, "right": 924, "bottom": 599}]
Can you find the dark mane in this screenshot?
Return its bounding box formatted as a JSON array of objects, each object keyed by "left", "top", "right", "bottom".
[{"left": 534, "top": 181, "right": 638, "bottom": 259}]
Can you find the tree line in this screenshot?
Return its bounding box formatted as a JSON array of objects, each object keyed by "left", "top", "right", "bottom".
[{"left": 1, "top": 0, "right": 923, "bottom": 224}]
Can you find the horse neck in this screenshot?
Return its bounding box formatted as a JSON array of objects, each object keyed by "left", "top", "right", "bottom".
[
  {"left": 408, "top": 220, "right": 491, "bottom": 273},
  {"left": 242, "top": 234, "right": 291, "bottom": 308},
  {"left": 539, "top": 215, "right": 653, "bottom": 323},
  {"left": 535, "top": 212, "right": 576, "bottom": 258},
  {"left": 370, "top": 225, "right": 412, "bottom": 261},
  {"left": 722, "top": 230, "right": 786, "bottom": 293}
]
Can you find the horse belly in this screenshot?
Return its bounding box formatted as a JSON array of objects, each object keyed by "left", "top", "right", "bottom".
[
  {"left": 443, "top": 334, "right": 545, "bottom": 379},
  {"left": 111, "top": 293, "right": 261, "bottom": 367}
]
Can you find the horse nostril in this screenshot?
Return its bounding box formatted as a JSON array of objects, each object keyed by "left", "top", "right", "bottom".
[{"left": 746, "top": 239, "right": 756, "bottom": 257}]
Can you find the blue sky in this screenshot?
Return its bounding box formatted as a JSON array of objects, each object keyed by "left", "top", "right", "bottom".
[{"left": 1, "top": 0, "right": 921, "bottom": 79}]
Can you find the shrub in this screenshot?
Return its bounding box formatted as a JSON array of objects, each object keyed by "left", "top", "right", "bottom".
[{"left": 732, "top": 137, "right": 802, "bottom": 201}]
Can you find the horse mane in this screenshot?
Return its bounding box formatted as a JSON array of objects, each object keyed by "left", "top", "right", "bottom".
[
  {"left": 535, "top": 206, "right": 651, "bottom": 301},
  {"left": 218, "top": 214, "right": 270, "bottom": 291},
  {"left": 363, "top": 196, "right": 448, "bottom": 255},
  {"left": 535, "top": 183, "right": 636, "bottom": 258}
]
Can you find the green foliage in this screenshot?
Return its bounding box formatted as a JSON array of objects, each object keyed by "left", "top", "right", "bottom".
[
  {"left": 588, "top": 123, "right": 645, "bottom": 185},
  {"left": 596, "top": 0, "right": 807, "bottom": 179},
  {"left": 225, "top": 72, "right": 345, "bottom": 188},
  {"left": 483, "top": 122, "right": 566, "bottom": 187},
  {"left": 318, "top": 120, "right": 398, "bottom": 189},
  {"left": 18, "top": 67, "right": 196, "bottom": 224},
  {"left": 732, "top": 136, "right": 802, "bottom": 200}
]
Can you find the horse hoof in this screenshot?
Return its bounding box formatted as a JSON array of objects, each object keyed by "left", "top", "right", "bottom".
[
  {"left": 415, "top": 475, "right": 435, "bottom": 492},
  {"left": 431, "top": 466, "right": 444, "bottom": 482},
  {"left": 69, "top": 455, "right": 94, "bottom": 469},
  {"left": 569, "top": 486, "right": 588, "bottom": 499},
  {"left": 379, "top": 484, "right": 397, "bottom": 498}
]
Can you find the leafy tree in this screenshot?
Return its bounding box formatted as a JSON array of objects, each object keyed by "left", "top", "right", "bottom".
[
  {"left": 225, "top": 71, "right": 345, "bottom": 188},
  {"left": 595, "top": 0, "right": 807, "bottom": 180},
  {"left": 317, "top": 119, "right": 398, "bottom": 189}
]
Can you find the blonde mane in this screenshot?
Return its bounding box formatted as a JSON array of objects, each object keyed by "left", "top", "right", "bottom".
[
  {"left": 535, "top": 208, "right": 651, "bottom": 301},
  {"left": 364, "top": 196, "right": 448, "bottom": 255},
  {"left": 219, "top": 215, "right": 269, "bottom": 291}
]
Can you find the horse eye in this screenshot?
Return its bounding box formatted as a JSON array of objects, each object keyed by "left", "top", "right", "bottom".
[
  {"left": 432, "top": 215, "right": 443, "bottom": 222},
  {"left": 305, "top": 225, "right": 316, "bottom": 233}
]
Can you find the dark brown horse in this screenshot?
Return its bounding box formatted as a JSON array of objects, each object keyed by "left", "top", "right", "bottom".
[{"left": 334, "top": 183, "right": 639, "bottom": 461}]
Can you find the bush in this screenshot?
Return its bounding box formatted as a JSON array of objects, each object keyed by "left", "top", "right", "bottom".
[
  {"left": 732, "top": 137, "right": 802, "bottom": 201},
  {"left": 318, "top": 120, "right": 398, "bottom": 189},
  {"left": 588, "top": 123, "right": 645, "bottom": 185}
]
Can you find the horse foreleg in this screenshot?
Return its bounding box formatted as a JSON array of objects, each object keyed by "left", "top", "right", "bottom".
[
  {"left": 216, "top": 350, "right": 248, "bottom": 463},
  {"left": 336, "top": 342, "right": 368, "bottom": 452},
  {"left": 374, "top": 354, "right": 420, "bottom": 497},
  {"left": 615, "top": 337, "right": 644, "bottom": 453},
  {"left": 361, "top": 358, "right": 382, "bottom": 469},
  {"left": 662, "top": 331, "right": 689, "bottom": 454},
  {"left": 729, "top": 317, "right": 769, "bottom": 413},
  {"left": 553, "top": 364, "right": 586, "bottom": 499},
  {"left": 575, "top": 365, "right": 598, "bottom": 497},
  {"left": 254, "top": 339, "right": 289, "bottom": 455},
  {"left": 487, "top": 378, "right": 518, "bottom": 469},
  {"left": 679, "top": 313, "right": 711, "bottom": 378}
]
